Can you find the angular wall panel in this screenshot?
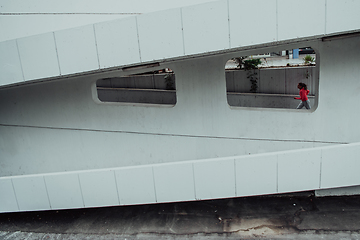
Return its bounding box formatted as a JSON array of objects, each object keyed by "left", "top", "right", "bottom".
[
  {"left": 17, "top": 33, "right": 60, "bottom": 81},
  {"left": 326, "top": 0, "right": 360, "bottom": 34},
  {"left": 0, "top": 179, "right": 19, "bottom": 212},
  {"left": 236, "top": 154, "right": 277, "bottom": 196},
  {"left": 0, "top": 40, "right": 23, "bottom": 85},
  {"left": 321, "top": 144, "right": 360, "bottom": 189},
  {"left": 277, "top": 0, "right": 326, "bottom": 40},
  {"left": 153, "top": 163, "right": 195, "bottom": 202},
  {"left": 193, "top": 159, "right": 235, "bottom": 200},
  {"left": 278, "top": 149, "right": 321, "bottom": 193},
  {"left": 12, "top": 176, "right": 51, "bottom": 211},
  {"left": 259, "top": 69, "right": 285, "bottom": 94},
  {"left": 229, "top": 0, "right": 277, "bottom": 48},
  {"left": 137, "top": 8, "right": 184, "bottom": 62},
  {"left": 79, "top": 170, "right": 119, "bottom": 207},
  {"left": 44, "top": 173, "right": 84, "bottom": 210},
  {"left": 115, "top": 166, "right": 156, "bottom": 205},
  {"left": 95, "top": 17, "right": 141, "bottom": 68},
  {"left": 54, "top": 25, "right": 99, "bottom": 75},
  {"left": 182, "top": 0, "right": 229, "bottom": 55}
]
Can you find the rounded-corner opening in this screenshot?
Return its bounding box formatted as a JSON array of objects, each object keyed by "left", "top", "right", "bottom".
[
  {"left": 95, "top": 68, "right": 177, "bottom": 106},
  {"left": 225, "top": 47, "right": 318, "bottom": 112}
]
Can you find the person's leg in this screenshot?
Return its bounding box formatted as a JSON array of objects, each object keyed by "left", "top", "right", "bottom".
[
  {"left": 297, "top": 101, "right": 304, "bottom": 109},
  {"left": 304, "top": 100, "right": 311, "bottom": 109}
]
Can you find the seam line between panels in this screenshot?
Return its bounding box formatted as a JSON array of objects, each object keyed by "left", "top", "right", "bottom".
[
  {"left": 324, "top": 0, "right": 328, "bottom": 34},
  {"left": 227, "top": 0, "right": 231, "bottom": 49},
  {"left": 113, "top": 171, "right": 121, "bottom": 205},
  {"left": 319, "top": 150, "right": 323, "bottom": 189},
  {"left": 192, "top": 163, "right": 197, "bottom": 200},
  {"left": 180, "top": 8, "right": 186, "bottom": 56},
  {"left": 276, "top": 155, "right": 279, "bottom": 193},
  {"left": 11, "top": 179, "right": 20, "bottom": 211},
  {"left": 15, "top": 40, "right": 25, "bottom": 81},
  {"left": 43, "top": 176, "right": 52, "bottom": 209},
  {"left": 77, "top": 174, "right": 86, "bottom": 208},
  {"left": 93, "top": 25, "right": 101, "bottom": 69},
  {"left": 151, "top": 167, "right": 158, "bottom": 203},
  {"left": 53, "top": 32, "right": 62, "bottom": 75},
  {"left": 135, "top": 17, "right": 142, "bottom": 62},
  {"left": 276, "top": 0, "right": 279, "bottom": 41}
]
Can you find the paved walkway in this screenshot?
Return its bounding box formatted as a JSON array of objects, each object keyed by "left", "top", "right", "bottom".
[{"left": 1, "top": 192, "right": 360, "bottom": 239}]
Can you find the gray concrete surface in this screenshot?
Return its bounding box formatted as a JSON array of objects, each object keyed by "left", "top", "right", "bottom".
[{"left": 1, "top": 191, "right": 360, "bottom": 239}]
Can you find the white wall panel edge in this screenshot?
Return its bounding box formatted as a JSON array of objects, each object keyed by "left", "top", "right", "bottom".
[
  {"left": 1, "top": 142, "right": 360, "bottom": 213},
  {"left": 0, "top": 178, "right": 20, "bottom": 212},
  {"left": 17, "top": 32, "right": 62, "bottom": 81},
  {"left": 0, "top": 39, "right": 25, "bottom": 86},
  {"left": 54, "top": 24, "right": 100, "bottom": 75},
  {"left": 1, "top": 142, "right": 357, "bottom": 181},
  {"left": 11, "top": 175, "right": 51, "bottom": 211},
  {"left": 193, "top": 159, "right": 235, "bottom": 200}
]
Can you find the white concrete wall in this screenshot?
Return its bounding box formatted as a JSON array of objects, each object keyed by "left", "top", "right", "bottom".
[
  {"left": 1, "top": 142, "right": 360, "bottom": 213},
  {"left": 1, "top": 36, "right": 360, "bottom": 178}
]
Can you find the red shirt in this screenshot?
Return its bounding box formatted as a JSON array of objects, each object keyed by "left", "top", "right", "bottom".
[{"left": 295, "top": 88, "right": 309, "bottom": 101}]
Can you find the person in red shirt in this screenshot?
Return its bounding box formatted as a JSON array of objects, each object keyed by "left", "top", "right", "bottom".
[{"left": 294, "top": 82, "right": 311, "bottom": 109}]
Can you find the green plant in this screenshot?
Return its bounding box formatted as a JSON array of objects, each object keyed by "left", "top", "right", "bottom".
[
  {"left": 303, "top": 55, "right": 315, "bottom": 65},
  {"left": 244, "top": 59, "right": 262, "bottom": 70},
  {"left": 247, "top": 70, "right": 258, "bottom": 93},
  {"left": 244, "top": 59, "right": 261, "bottom": 92}
]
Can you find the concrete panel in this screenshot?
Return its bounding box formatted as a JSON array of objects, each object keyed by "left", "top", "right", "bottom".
[
  {"left": 229, "top": 0, "right": 277, "bottom": 47},
  {"left": 0, "top": 40, "right": 23, "bottom": 85},
  {"left": 278, "top": 149, "right": 321, "bottom": 193},
  {"left": 115, "top": 166, "right": 156, "bottom": 205},
  {"left": 235, "top": 154, "right": 277, "bottom": 197},
  {"left": 78, "top": 170, "right": 119, "bottom": 207},
  {"left": 316, "top": 185, "right": 360, "bottom": 197},
  {"left": 133, "top": 75, "right": 155, "bottom": 89},
  {"left": 44, "top": 173, "right": 84, "bottom": 210},
  {"left": 259, "top": 68, "right": 285, "bottom": 94},
  {"left": 94, "top": 17, "right": 140, "bottom": 68},
  {"left": 285, "top": 67, "right": 313, "bottom": 95},
  {"left": 97, "top": 88, "right": 176, "bottom": 104},
  {"left": 137, "top": 9, "right": 184, "bottom": 62},
  {"left": 321, "top": 144, "right": 360, "bottom": 189},
  {"left": 232, "top": 70, "right": 249, "bottom": 92},
  {"left": 153, "top": 163, "right": 195, "bottom": 202},
  {"left": 193, "top": 159, "right": 235, "bottom": 200},
  {"left": 54, "top": 25, "right": 99, "bottom": 75},
  {"left": 0, "top": 179, "right": 19, "bottom": 212},
  {"left": 227, "top": 93, "right": 315, "bottom": 109},
  {"left": 277, "top": 0, "right": 326, "bottom": 40},
  {"left": 182, "top": 0, "right": 229, "bottom": 55},
  {"left": 17, "top": 33, "right": 60, "bottom": 81},
  {"left": 12, "top": 176, "right": 51, "bottom": 211},
  {"left": 326, "top": 0, "right": 360, "bottom": 34}
]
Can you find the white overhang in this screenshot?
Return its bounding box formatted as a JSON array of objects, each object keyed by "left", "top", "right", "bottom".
[{"left": 0, "top": 0, "right": 359, "bottom": 87}]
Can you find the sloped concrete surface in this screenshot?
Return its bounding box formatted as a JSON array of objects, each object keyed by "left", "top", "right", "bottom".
[{"left": 1, "top": 192, "right": 360, "bottom": 239}]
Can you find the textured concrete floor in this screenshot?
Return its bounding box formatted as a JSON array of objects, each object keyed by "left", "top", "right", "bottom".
[{"left": 1, "top": 192, "right": 360, "bottom": 239}]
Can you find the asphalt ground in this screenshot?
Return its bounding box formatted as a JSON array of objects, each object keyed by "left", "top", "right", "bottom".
[{"left": 1, "top": 191, "right": 360, "bottom": 239}]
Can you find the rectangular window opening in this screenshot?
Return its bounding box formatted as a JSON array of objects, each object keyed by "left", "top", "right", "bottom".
[
  {"left": 226, "top": 48, "right": 317, "bottom": 110},
  {"left": 96, "top": 68, "right": 176, "bottom": 105}
]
